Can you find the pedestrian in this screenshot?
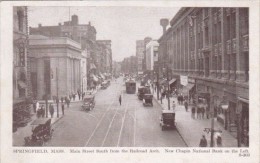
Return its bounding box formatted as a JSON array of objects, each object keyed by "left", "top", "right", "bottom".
[
  {"left": 180, "top": 94, "right": 184, "bottom": 105},
  {"left": 66, "top": 97, "right": 70, "bottom": 108},
  {"left": 119, "top": 95, "right": 122, "bottom": 106},
  {"left": 206, "top": 106, "right": 210, "bottom": 119},
  {"left": 33, "top": 100, "right": 37, "bottom": 113},
  {"left": 184, "top": 100, "right": 188, "bottom": 112},
  {"left": 215, "top": 132, "right": 222, "bottom": 147},
  {"left": 72, "top": 93, "right": 76, "bottom": 101},
  {"left": 41, "top": 105, "right": 45, "bottom": 118},
  {"left": 62, "top": 102, "right": 65, "bottom": 115},
  {"left": 77, "top": 89, "right": 81, "bottom": 100},
  {"left": 197, "top": 107, "right": 201, "bottom": 119},
  {"left": 201, "top": 107, "right": 205, "bottom": 119},
  {"left": 199, "top": 135, "right": 208, "bottom": 147},
  {"left": 191, "top": 106, "right": 196, "bottom": 119},
  {"left": 172, "top": 101, "right": 176, "bottom": 112},
  {"left": 82, "top": 92, "right": 85, "bottom": 99},
  {"left": 49, "top": 103, "right": 54, "bottom": 118},
  {"left": 177, "top": 95, "right": 180, "bottom": 105}
]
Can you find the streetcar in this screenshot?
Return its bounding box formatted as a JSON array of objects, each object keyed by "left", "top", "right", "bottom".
[{"left": 125, "top": 80, "right": 136, "bottom": 94}]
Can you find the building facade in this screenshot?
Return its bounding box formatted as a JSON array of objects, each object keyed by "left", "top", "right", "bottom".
[
  {"left": 96, "top": 40, "right": 112, "bottom": 74},
  {"left": 145, "top": 40, "right": 159, "bottom": 71},
  {"left": 13, "top": 6, "right": 32, "bottom": 130},
  {"left": 158, "top": 7, "right": 249, "bottom": 146},
  {"left": 142, "top": 37, "right": 153, "bottom": 72},
  {"left": 29, "top": 35, "right": 82, "bottom": 100},
  {"left": 136, "top": 40, "right": 145, "bottom": 73},
  {"left": 121, "top": 56, "right": 137, "bottom": 74}
]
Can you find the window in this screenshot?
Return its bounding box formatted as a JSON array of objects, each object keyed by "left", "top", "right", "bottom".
[
  {"left": 231, "top": 10, "right": 236, "bottom": 39},
  {"left": 17, "top": 10, "right": 24, "bottom": 32},
  {"left": 226, "top": 15, "right": 231, "bottom": 40}
]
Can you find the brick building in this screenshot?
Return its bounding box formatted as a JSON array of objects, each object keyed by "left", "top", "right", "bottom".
[
  {"left": 28, "top": 35, "right": 82, "bottom": 100},
  {"left": 158, "top": 7, "right": 249, "bottom": 146}
]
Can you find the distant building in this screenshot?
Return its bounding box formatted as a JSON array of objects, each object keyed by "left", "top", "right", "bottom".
[
  {"left": 145, "top": 40, "right": 159, "bottom": 71},
  {"left": 136, "top": 40, "right": 144, "bottom": 73},
  {"left": 121, "top": 56, "right": 137, "bottom": 74},
  {"left": 142, "top": 37, "right": 152, "bottom": 72},
  {"left": 96, "top": 40, "right": 112, "bottom": 74},
  {"left": 29, "top": 15, "right": 96, "bottom": 49},
  {"left": 28, "top": 35, "right": 82, "bottom": 99}
]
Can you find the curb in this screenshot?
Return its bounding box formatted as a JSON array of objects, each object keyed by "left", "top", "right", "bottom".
[{"left": 153, "top": 95, "right": 189, "bottom": 147}]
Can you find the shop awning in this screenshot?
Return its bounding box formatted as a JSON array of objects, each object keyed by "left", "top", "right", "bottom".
[
  {"left": 92, "top": 74, "right": 98, "bottom": 82},
  {"left": 18, "top": 80, "right": 27, "bottom": 89},
  {"left": 159, "top": 79, "right": 167, "bottom": 85},
  {"left": 100, "top": 74, "right": 105, "bottom": 79},
  {"left": 169, "top": 78, "right": 177, "bottom": 86},
  {"left": 182, "top": 83, "right": 195, "bottom": 95}
]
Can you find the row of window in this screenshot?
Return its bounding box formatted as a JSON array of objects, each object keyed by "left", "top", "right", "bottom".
[{"left": 161, "top": 8, "right": 249, "bottom": 81}]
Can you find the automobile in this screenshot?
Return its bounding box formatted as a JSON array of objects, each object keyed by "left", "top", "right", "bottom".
[
  {"left": 160, "top": 109, "right": 176, "bottom": 130},
  {"left": 137, "top": 86, "right": 151, "bottom": 100},
  {"left": 24, "top": 118, "right": 54, "bottom": 146},
  {"left": 82, "top": 95, "right": 95, "bottom": 111},
  {"left": 142, "top": 94, "right": 153, "bottom": 106}
]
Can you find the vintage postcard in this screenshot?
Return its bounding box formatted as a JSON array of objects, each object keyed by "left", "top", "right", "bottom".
[{"left": 0, "top": 1, "right": 259, "bottom": 163}]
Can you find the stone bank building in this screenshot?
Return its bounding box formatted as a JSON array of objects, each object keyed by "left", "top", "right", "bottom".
[
  {"left": 158, "top": 7, "right": 249, "bottom": 146},
  {"left": 29, "top": 35, "right": 82, "bottom": 100}
]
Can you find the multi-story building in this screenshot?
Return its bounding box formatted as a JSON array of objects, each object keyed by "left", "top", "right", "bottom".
[
  {"left": 121, "top": 56, "right": 137, "bottom": 74},
  {"left": 13, "top": 6, "right": 32, "bottom": 130},
  {"left": 136, "top": 40, "right": 144, "bottom": 74},
  {"left": 145, "top": 40, "right": 159, "bottom": 71},
  {"left": 142, "top": 37, "right": 153, "bottom": 72},
  {"left": 112, "top": 61, "right": 121, "bottom": 77},
  {"left": 28, "top": 35, "right": 82, "bottom": 99},
  {"left": 29, "top": 15, "right": 96, "bottom": 49},
  {"left": 158, "top": 7, "right": 249, "bottom": 146},
  {"left": 96, "top": 40, "right": 112, "bottom": 74}
]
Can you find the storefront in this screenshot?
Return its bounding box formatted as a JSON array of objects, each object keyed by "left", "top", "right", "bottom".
[{"left": 237, "top": 97, "right": 249, "bottom": 147}]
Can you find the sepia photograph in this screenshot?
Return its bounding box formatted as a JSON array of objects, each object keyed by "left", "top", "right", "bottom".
[
  {"left": 12, "top": 5, "right": 250, "bottom": 148},
  {"left": 1, "top": 1, "right": 259, "bottom": 163}
]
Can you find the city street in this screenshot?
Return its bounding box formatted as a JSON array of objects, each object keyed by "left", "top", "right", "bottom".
[{"left": 45, "top": 77, "right": 186, "bottom": 147}]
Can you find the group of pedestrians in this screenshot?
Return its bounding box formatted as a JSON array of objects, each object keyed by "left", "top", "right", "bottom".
[{"left": 191, "top": 105, "right": 210, "bottom": 120}]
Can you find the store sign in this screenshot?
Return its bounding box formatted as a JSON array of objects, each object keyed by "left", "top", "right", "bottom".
[{"left": 180, "top": 75, "right": 188, "bottom": 86}]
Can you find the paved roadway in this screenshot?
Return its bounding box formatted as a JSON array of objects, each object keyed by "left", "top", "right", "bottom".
[{"left": 46, "top": 77, "right": 186, "bottom": 147}]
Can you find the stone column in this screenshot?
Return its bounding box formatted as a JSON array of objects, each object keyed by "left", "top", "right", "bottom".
[
  {"left": 194, "top": 18, "right": 198, "bottom": 75},
  {"left": 235, "top": 8, "right": 246, "bottom": 82},
  {"left": 221, "top": 8, "right": 229, "bottom": 79}
]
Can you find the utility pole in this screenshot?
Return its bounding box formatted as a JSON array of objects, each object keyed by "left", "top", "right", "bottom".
[
  {"left": 166, "top": 63, "right": 170, "bottom": 110},
  {"left": 56, "top": 67, "right": 59, "bottom": 118}
]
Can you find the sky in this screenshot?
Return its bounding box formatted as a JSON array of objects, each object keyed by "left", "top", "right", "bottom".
[{"left": 28, "top": 6, "right": 180, "bottom": 62}]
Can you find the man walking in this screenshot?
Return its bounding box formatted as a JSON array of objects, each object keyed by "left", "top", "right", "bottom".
[
  {"left": 119, "top": 95, "right": 122, "bottom": 106},
  {"left": 62, "top": 102, "right": 65, "bottom": 115},
  {"left": 49, "top": 103, "right": 54, "bottom": 118},
  {"left": 184, "top": 100, "right": 188, "bottom": 112}
]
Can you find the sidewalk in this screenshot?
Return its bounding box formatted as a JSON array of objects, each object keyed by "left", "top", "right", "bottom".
[
  {"left": 152, "top": 90, "right": 238, "bottom": 147},
  {"left": 13, "top": 109, "right": 63, "bottom": 146},
  {"left": 37, "top": 89, "right": 98, "bottom": 104}
]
